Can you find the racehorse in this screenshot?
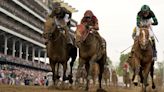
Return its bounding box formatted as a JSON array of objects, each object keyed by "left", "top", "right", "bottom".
[
  {"left": 123, "top": 69, "right": 131, "bottom": 88},
  {"left": 75, "top": 24, "right": 107, "bottom": 91},
  {"left": 129, "top": 25, "right": 155, "bottom": 92},
  {"left": 43, "top": 17, "right": 77, "bottom": 85},
  {"left": 111, "top": 70, "right": 118, "bottom": 87}
]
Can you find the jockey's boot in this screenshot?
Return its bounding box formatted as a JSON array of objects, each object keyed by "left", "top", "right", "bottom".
[{"left": 151, "top": 38, "right": 157, "bottom": 61}]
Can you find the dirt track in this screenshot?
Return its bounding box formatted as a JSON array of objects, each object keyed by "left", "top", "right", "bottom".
[{"left": 0, "top": 85, "right": 163, "bottom": 92}]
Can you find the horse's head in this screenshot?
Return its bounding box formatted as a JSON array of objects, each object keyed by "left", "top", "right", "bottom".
[
  {"left": 43, "top": 17, "right": 66, "bottom": 41},
  {"left": 138, "top": 27, "right": 150, "bottom": 50},
  {"left": 75, "top": 24, "right": 87, "bottom": 46}
]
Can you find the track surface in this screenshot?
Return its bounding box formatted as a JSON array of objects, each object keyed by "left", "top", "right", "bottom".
[{"left": 0, "top": 85, "right": 163, "bottom": 92}]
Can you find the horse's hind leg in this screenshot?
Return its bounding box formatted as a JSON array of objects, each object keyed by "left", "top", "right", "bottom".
[
  {"left": 56, "top": 63, "right": 61, "bottom": 79},
  {"left": 150, "top": 61, "right": 155, "bottom": 89}
]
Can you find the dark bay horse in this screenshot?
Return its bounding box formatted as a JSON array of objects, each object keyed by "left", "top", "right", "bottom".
[
  {"left": 129, "top": 26, "right": 155, "bottom": 92},
  {"left": 75, "top": 24, "right": 107, "bottom": 91},
  {"left": 43, "top": 17, "right": 77, "bottom": 85}
]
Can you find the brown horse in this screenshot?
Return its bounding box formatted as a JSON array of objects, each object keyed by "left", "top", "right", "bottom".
[
  {"left": 43, "top": 17, "right": 77, "bottom": 85},
  {"left": 75, "top": 24, "right": 107, "bottom": 91},
  {"left": 123, "top": 69, "right": 131, "bottom": 88},
  {"left": 111, "top": 70, "right": 118, "bottom": 87},
  {"left": 129, "top": 27, "right": 155, "bottom": 92}
]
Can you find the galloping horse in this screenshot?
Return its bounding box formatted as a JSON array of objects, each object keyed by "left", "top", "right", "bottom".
[
  {"left": 123, "top": 69, "right": 131, "bottom": 88},
  {"left": 130, "top": 25, "right": 155, "bottom": 92},
  {"left": 43, "top": 17, "right": 77, "bottom": 85},
  {"left": 75, "top": 24, "right": 107, "bottom": 91},
  {"left": 111, "top": 70, "right": 118, "bottom": 87}
]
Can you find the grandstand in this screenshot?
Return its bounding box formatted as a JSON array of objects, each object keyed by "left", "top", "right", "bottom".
[
  {"left": 0, "top": 0, "right": 77, "bottom": 70},
  {"left": 0, "top": 0, "right": 78, "bottom": 85}
]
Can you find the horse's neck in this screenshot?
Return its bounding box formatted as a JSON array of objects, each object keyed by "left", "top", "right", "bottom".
[
  {"left": 82, "top": 34, "right": 97, "bottom": 46},
  {"left": 49, "top": 35, "right": 66, "bottom": 49}
]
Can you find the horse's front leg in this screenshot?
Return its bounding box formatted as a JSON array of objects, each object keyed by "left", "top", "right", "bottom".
[
  {"left": 62, "top": 62, "right": 68, "bottom": 81},
  {"left": 142, "top": 63, "right": 151, "bottom": 92},
  {"left": 49, "top": 59, "right": 57, "bottom": 85},
  {"left": 85, "top": 62, "right": 90, "bottom": 91},
  {"left": 133, "top": 58, "right": 141, "bottom": 86},
  {"left": 68, "top": 56, "right": 76, "bottom": 84},
  {"left": 150, "top": 61, "right": 155, "bottom": 89},
  {"left": 56, "top": 63, "right": 61, "bottom": 79}
]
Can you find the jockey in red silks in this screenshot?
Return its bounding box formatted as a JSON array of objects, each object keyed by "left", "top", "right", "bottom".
[
  {"left": 123, "top": 63, "right": 129, "bottom": 72},
  {"left": 80, "top": 10, "right": 106, "bottom": 53},
  {"left": 80, "top": 10, "right": 99, "bottom": 32}
]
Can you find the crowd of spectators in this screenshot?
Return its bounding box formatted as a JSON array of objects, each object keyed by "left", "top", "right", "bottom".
[
  {"left": 0, "top": 64, "right": 49, "bottom": 86},
  {"left": 0, "top": 0, "right": 52, "bottom": 86}
]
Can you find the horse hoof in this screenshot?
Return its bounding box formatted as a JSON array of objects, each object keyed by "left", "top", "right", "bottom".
[
  {"left": 96, "top": 88, "right": 107, "bottom": 92},
  {"left": 133, "top": 82, "right": 138, "bottom": 86},
  {"left": 152, "top": 85, "right": 156, "bottom": 89},
  {"left": 68, "top": 75, "right": 73, "bottom": 79},
  {"left": 69, "top": 78, "right": 73, "bottom": 84},
  {"left": 56, "top": 75, "right": 60, "bottom": 79}
]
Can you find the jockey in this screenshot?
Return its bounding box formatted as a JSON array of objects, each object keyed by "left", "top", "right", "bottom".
[
  {"left": 123, "top": 63, "right": 129, "bottom": 72},
  {"left": 80, "top": 10, "right": 99, "bottom": 32},
  {"left": 80, "top": 10, "right": 106, "bottom": 53},
  {"left": 47, "top": 2, "right": 73, "bottom": 45},
  {"left": 131, "top": 5, "right": 158, "bottom": 61}
]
